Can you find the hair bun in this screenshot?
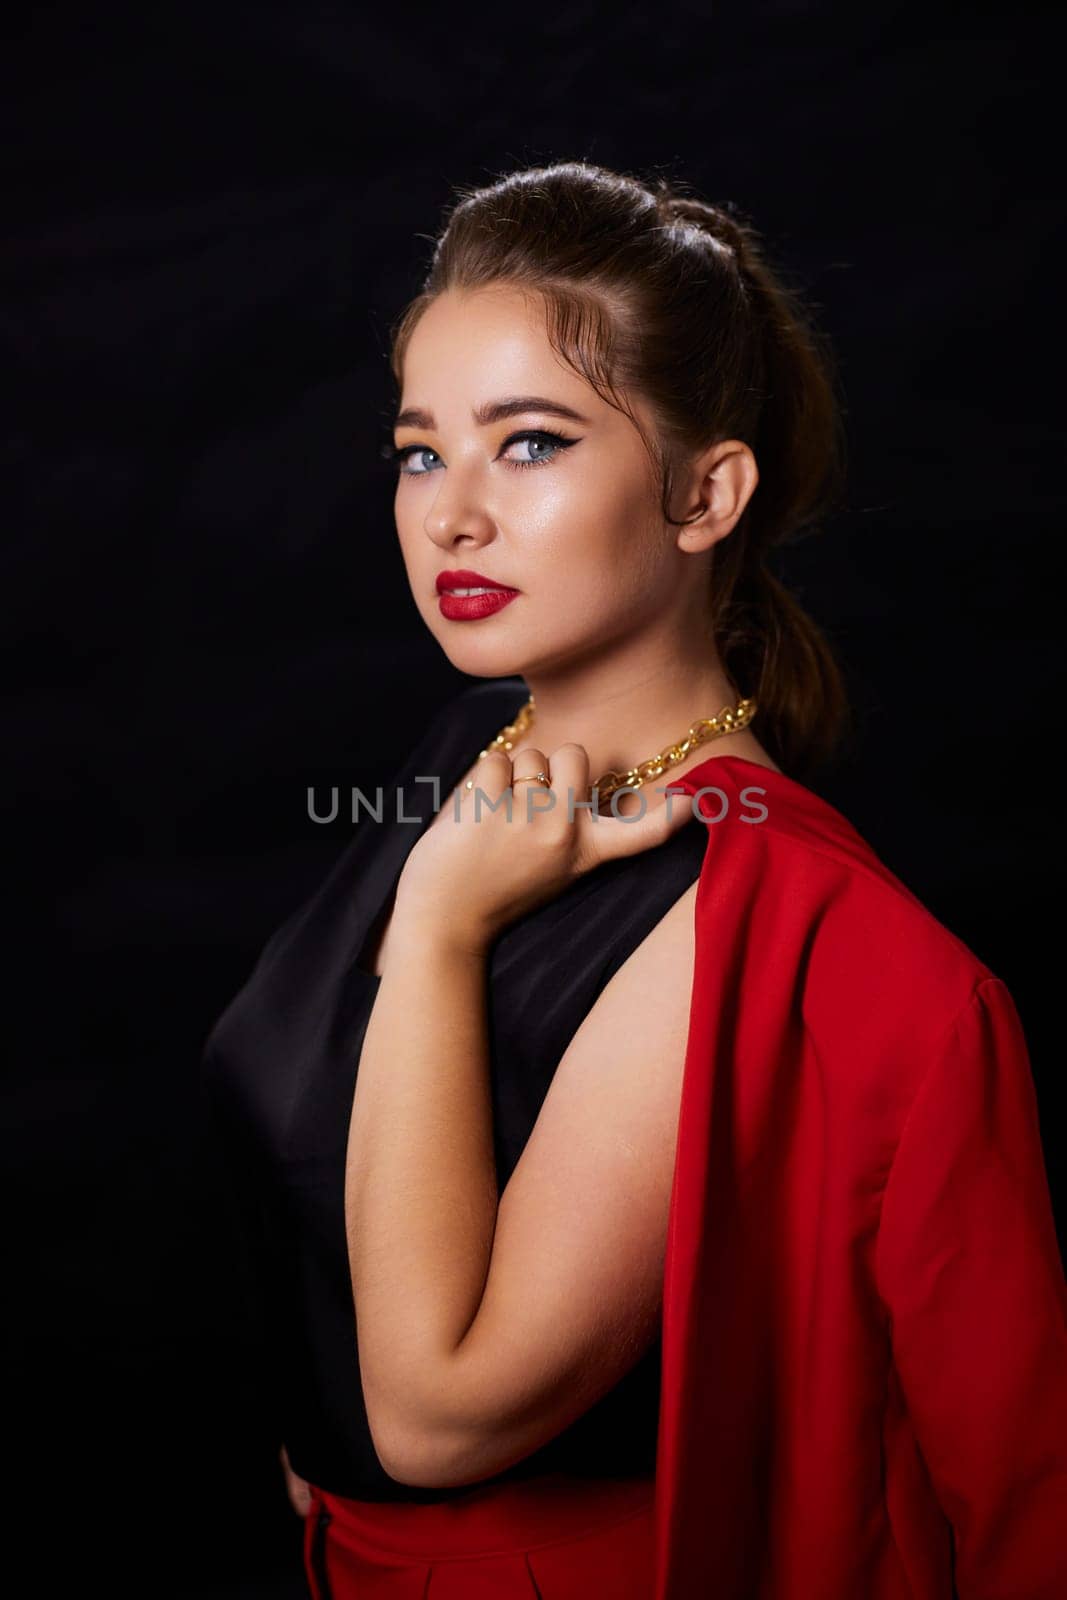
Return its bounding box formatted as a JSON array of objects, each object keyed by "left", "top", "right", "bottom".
[{"left": 659, "top": 193, "right": 746, "bottom": 258}]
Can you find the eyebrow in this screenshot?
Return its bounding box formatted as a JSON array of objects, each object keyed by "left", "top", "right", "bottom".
[{"left": 394, "top": 395, "right": 591, "bottom": 431}]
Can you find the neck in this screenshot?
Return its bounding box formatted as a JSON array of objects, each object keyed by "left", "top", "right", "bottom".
[{"left": 506, "top": 609, "right": 775, "bottom": 788}]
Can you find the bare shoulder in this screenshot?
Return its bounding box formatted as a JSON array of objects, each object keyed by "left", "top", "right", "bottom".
[
  {"left": 539, "top": 870, "right": 699, "bottom": 1163},
  {"left": 535, "top": 869, "right": 699, "bottom": 1136},
  {"left": 556, "top": 868, "right": 699, "bottom": 1079},
  {"left": 594, "top": 875, "right": 699, "bottom": 1022}
]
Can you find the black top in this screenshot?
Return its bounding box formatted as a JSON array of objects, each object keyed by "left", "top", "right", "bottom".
[{"left": 200, "top": 677, "right": 710, "bottom": 1500}]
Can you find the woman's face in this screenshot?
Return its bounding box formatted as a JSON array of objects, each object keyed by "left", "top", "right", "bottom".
[{"left": 390, "top": 284, "right": 685, "bottom": 681}]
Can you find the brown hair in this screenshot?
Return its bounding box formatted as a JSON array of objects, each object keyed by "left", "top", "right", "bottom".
[{"left": 388, "top": 160, "right": 852, "bottom": 779}]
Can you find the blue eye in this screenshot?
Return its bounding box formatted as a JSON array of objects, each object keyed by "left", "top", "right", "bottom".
[
  {"left": 502, "top": 431, "right": 570, "bottom": 469},
  {"left": 386, "top": 443, "right": 441, "bottom": 476},
  {"left": 382, "top": 428, "right": 579, "bottom": 477}
]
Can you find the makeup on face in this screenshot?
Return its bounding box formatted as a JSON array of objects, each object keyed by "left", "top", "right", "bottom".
[{"left": 435, "top": 568, "right": 521, "bottom": 622}]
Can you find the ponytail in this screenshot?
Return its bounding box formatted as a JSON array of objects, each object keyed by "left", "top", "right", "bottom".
[{"left": 654, "top": 188, "right": 852, "bottom": 778}]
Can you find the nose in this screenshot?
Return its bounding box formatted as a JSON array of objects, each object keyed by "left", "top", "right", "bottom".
[{"left": 421, "top": 468, "right": 497, "bottom": 552}]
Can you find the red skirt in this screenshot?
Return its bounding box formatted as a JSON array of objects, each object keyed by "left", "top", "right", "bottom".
[{"left": 302, "top": 1471, "right": 656, "bottom": 1598}]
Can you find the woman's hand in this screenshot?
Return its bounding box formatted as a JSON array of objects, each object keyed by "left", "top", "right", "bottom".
[
  {"left": 395, "top": 743, "right": 693, "bottom": 952},
  {"left": 279, "top": 1442, "right": 313, "bottom": 1518}
]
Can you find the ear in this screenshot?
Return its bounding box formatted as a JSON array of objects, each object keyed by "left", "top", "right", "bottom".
[{"left": 672, "top": 438, "right": 759, "bottom": 553}]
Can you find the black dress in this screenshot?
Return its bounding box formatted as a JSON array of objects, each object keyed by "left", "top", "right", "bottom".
[{"left": 200, "top": 676, "right": 709, "bottom": 1502}]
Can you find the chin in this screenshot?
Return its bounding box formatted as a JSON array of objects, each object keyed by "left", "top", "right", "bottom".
[
  {"left": 427, "top": 624, "right": 531, "bottom": 682},
  {"left": 440, "top": 646, "right": 530, "bottom": 681}
]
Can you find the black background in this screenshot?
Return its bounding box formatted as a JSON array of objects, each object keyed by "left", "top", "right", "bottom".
[{"left": 5, "top": 3, "right": 1064, "bottom": 1594}]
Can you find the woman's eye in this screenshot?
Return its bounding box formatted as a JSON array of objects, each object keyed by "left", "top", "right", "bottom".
[
  {"left": 394, "top": 445, "right": 440, "bottom": 476},
  {"left": 501, "top": 431, "right": 570, "bottom": 468},
  {"left": 387, "top": 429, "right": 577, "bottom": 477}
]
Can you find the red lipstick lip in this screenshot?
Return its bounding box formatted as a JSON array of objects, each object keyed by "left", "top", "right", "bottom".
[
  {"left": 438, "top": 588, "right": 519, "bottom": 622},
  {"left": 435, "top": 569, "right": 519, "bottom": 595}
]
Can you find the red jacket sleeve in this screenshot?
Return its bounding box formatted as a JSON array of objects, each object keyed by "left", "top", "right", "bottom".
[{"left": 875, "top": 975, "right": 1067, "bottom": 1597}]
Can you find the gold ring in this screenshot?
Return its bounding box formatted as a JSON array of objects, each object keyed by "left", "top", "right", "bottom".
[{"left": 512, "top": 772, "right": 551, "bottom": 787}]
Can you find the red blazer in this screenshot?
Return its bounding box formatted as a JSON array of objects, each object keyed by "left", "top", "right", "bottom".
[{"left": 654, "top": 755, "right": 1067, "bottom": 1599}]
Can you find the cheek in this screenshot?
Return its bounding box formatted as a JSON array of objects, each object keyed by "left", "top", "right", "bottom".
[
  {"left": 529, "top": 492, "right": 662, "bottom": 611},
  {"left": 533, "top": 469, "right": 637, "bottom": 556},
  {"left": 394, "top": 511, "right": 428, "bottom": 577}
]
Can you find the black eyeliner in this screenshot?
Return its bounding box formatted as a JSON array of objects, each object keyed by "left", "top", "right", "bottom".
[{"left": 383, "top": 428, "right": 580, "bottom": 474}]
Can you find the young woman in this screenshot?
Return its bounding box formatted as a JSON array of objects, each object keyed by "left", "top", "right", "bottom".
[{"left": 201, "top": 161, "right": 1067, "bottom": 1599}]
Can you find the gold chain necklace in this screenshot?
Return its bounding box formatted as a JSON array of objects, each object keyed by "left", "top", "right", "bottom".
[{"left": 467, "top": 692, "right": 757, "bottom": 809}]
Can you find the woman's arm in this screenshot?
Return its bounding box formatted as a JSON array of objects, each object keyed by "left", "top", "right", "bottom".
[
  {"left": 344, "top": 879, "right": 697, "bottom": 1488},
  {"left": 875, "top": 976, "right": 1067, "bottom": 1595}
]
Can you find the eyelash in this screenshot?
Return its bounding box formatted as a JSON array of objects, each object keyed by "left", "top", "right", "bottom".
[{"left": 381, "top": 428, "right": 578, "bottom": 476}]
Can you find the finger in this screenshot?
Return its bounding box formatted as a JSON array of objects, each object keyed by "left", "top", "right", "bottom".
[
  {"left": 584, "top": 778, "right": 694, "bottom": 865},
  {"left": 510, "top": 746, "right": 555, "bottom": 819},
  {"left": 511, "top": 745, "right": 550, "bottom": 783},
  {"left": 458, "top": 749, "right": 511, "bottom": 807},
  {"left": 541, "top": 743, "right": 590, "bottom": 817}
]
